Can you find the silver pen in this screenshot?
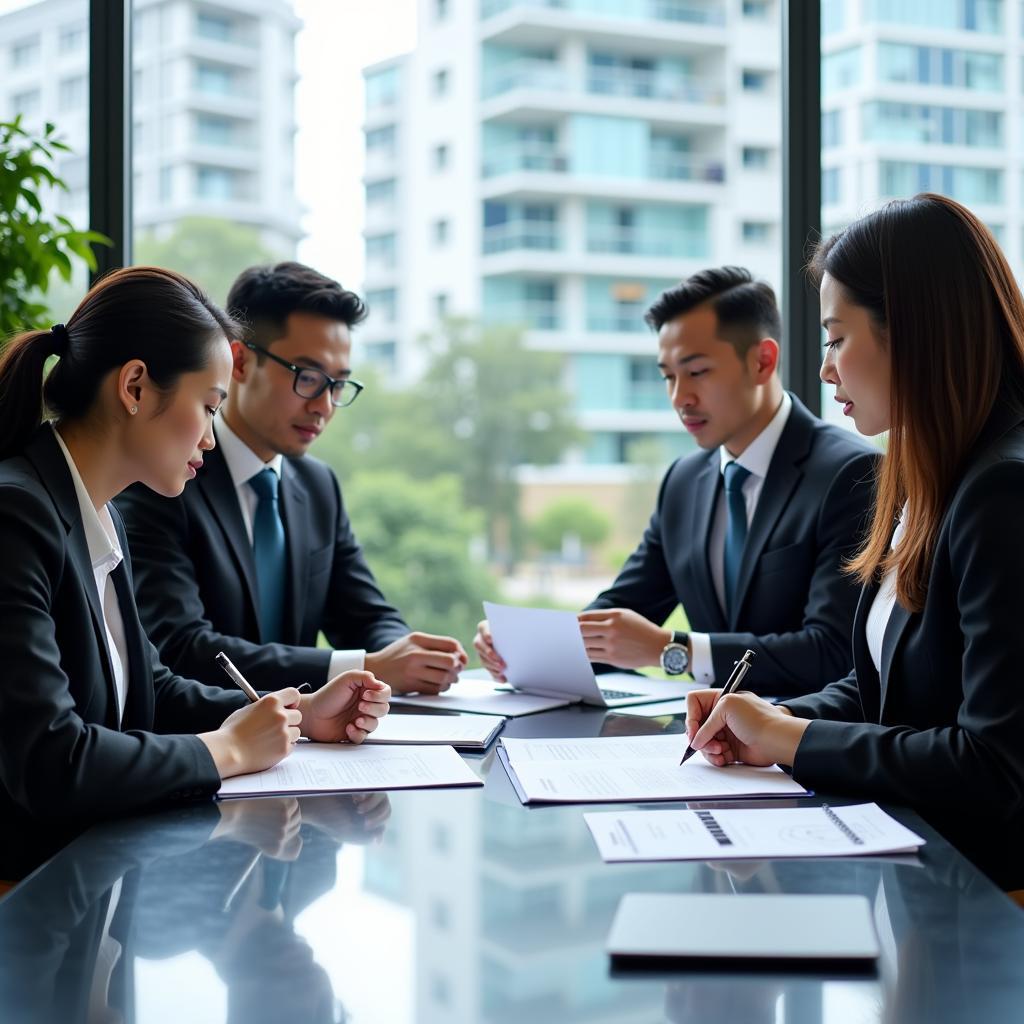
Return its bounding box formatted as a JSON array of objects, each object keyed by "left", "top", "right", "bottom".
[{"left": 679, "top": 649, "right": 757, "bottom": 765}]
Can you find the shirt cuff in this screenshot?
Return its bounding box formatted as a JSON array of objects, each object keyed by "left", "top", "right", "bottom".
[
  {"left": 688, "top": 633, "right": 715, "bottom": 686},
  {"left": 328, "top": 649, "right": 366, "bottom": 681}
]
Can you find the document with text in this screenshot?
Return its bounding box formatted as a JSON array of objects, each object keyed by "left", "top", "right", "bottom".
[
  {"left": 365, "top": 712, "right": 504, "bottom": 749},
  {"left": 585, "top": 802, "right": 925, "bottom": 862},
  {"left": 498, "top": 735, "right": 809, "bottom": 805},
  {"left": 218, "top": 742, "right": 482, "bottom": 798}
]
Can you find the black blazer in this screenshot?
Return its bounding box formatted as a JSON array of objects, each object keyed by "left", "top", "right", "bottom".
[
  {"left": 0, "top": 427, "right": 246, "bottom": 876},
  {"left": 782, "top": 402, "right": 1024, "bottom": 884},
  {"left": 114, "top": 442, "right": 409, "bottom": 692},
  {"left": 588, "top": 394, "right": 877, "bottom": 695}
]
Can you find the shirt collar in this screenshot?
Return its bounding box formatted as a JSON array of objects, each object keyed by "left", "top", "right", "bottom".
[
  {"left": 214, "top": 416, "right": 284, "bottom": 489},
  {"left": 719, "top": 391, "right": 793, "bottom": 481},
  {"left": 50, "top": 425, "right": 123, "bottom": 574}
]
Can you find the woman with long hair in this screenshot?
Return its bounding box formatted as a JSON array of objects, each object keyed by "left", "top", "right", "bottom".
[
  {"left": 685, "top": 194, "right": 1024, "bottom": 885},
  {"left": 0, "top": 266, "right": 389, "bottom": 878}
]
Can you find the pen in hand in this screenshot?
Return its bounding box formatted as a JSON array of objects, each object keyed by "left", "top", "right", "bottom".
[
  {"left": 679, "top": 649, "right": 756, "bottom": 765},
  {"left": 214, "top": 651, "right": 311, "bottom": 703}
]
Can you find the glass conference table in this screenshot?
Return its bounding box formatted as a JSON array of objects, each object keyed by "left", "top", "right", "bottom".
[{"left": 1, "top": 704, "right": 1023, "bottom": 1024}]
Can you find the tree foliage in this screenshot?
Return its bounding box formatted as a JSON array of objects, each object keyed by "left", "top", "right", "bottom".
[
  {"left": 531, "top": 497, "right": 611, "bottom": 555},
  {"left": 0, "top": 117, "right": 109, "bottom": 339}
]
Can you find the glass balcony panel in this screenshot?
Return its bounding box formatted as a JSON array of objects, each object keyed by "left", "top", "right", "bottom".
[{"left": 482, "top": 221, "right": 561, "bottom": 253}]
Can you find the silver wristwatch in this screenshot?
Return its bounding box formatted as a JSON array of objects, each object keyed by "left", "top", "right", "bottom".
[{"left": 660, "top": 631, "right": 690, "bottom": 676}]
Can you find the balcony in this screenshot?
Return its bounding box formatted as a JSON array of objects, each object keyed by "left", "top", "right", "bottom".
[
  {"left": 481, "top": 0, "right": 725, "bottom": 26},
  {"left": 586, "top": 310, "right": 647, "bottom": 333},
  {"left": 586, "top": 225, "right": 707, "bottom": 259},
  {"left": 586, "top": 66, "right": 723, "bottom": 106},
  {"left": 483, "top": 59, "right": 568, "bottom": 99},
  {"left": 482, "top": 220, "right": 561, "bottom": 254},
  {"left": 483, "top": 144, "right": 567, "bottom": 178},
  {"left": 484, "top": 299, "right": 561, "bottom": 330},
  {"left": 648, "top": 152, "right": 724, "bottom": 182}
]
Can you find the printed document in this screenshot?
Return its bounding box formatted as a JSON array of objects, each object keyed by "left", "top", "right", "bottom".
[
  {"left": 391, "top": 674, "right": 574, "bottom": 717},
  {"left": 585, "top": 802, "right": 925, "bottom": 862},
  {"left": 218, "top": 742, "right": 482, "bottom": 798},
  {"left": 498, "top": 735, "right": 808, "bottom": 804},
  {"left": 365, "top": 712, "right": 504, "bottom": 749}
]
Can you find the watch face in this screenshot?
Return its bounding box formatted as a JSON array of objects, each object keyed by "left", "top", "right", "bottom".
[{"left": 662, "top": 645, "right": 688, "bottom": 675}]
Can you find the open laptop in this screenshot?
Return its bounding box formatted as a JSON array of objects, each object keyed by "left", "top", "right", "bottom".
[{"left": 484, "top": 602, "right": 697, "bottom": 708}]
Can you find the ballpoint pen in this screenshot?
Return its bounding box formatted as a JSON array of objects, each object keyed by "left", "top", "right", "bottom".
[
  {"left": 679, "top": 648, "right": 756, "bottom": 765},
  {"left": 215, "top": 651, "right": 311, "bottom": 702}
]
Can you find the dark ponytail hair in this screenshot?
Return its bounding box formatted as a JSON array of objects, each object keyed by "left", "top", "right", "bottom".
[{"left": 0, "top": 266, "right": 239, "bottom": 459}]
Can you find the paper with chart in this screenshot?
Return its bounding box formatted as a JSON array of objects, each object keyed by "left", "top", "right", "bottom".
[
  {"left": 585, "top": 802, "right": 925, "bottom": 862},
  {"left": 391, "top": 674, "right": 575, "bottom": 717},
  {"left": 498, "top": 734, "right": 809, "bottom": 804},
  {"left": 365, "top": 712, "right": 504, "bottom": 748},
  {"left": 217, "top": 742, "right": 482, "bottom": 798}
]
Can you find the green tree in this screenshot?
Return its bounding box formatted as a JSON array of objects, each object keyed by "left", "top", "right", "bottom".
[
  {"left": 0, "top": 117, "right": 109, "bottom": 339},
  {"left": 341, "top": 470, "right": 498, "bottom": 646},
  {"left": 134, "top": 216, "right": 282, "bottom": 308},
  {"left": 531, "top": 497, "right": 611, "bottom": 559}
]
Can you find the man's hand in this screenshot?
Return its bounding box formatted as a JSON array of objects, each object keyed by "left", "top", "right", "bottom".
[
  {"left": 577, "top": 608, "right": 671, "bottom": 669},
  {"left": 298, "top": 670, "right": 390, "bottom": 743},
  {"left": 685, "top": 689, "right": 809, "bottom": 767},
  {"left": 472, "top": 619, "right": 506, "bottom": 681},
  {"left": 301, "top": 792, "right": 392, "bottom": 844},
  {"left": 365, "top": 632, "right": 467, "bottom": 695}
]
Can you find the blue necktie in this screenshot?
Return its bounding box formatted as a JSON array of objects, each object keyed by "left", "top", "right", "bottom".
[
  {"left": 723, "top": 461, "right": 752, "bottom": 618},
  {"left": 250, "top": 468, "right": 286, "bottom": 644}
]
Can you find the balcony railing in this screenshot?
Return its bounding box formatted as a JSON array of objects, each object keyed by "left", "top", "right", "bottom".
[
  {"left": 586, "top": 310, "right": 647, "bottom": 333},
  {"left": 586, "top": 66, "right": 724, "bottom": 105},
  {"left": 481, "top": 0, "right": 725, "bottom": 26},
  {"left": 586, "top": 225, "right": 708, "bottom": 258},
  {"left": 482, "top": 59, "right": 568, "bottom": 98},
  {"left": 482, "top": 145, "right": 567, "bottom": 177},
  {"left": 484, "top": 299, "right": 561, "bottom": 330},
  {"left": 483, "top": 221, "right": 561, "bottom": 254},
  {"left": 649, "top": 152, "right": 725, "bottom": 182}
]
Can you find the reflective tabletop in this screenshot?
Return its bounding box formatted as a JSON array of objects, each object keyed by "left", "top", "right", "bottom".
[{"left": 2, "top": 705, "right": 1023, "bottom": 1024}]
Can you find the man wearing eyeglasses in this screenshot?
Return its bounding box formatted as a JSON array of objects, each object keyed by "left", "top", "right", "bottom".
[{"left": 116, "top": 261, "right": 468, "bottom": 695}]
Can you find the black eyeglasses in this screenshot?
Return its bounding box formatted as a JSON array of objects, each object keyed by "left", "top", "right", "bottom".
[{"left": 244, "top": 342, "right": 365, "bottom": 408}]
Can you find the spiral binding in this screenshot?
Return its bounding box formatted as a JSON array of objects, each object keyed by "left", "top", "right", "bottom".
[{"left": 821, "top": 804, "right": 864, "bottom": 845}]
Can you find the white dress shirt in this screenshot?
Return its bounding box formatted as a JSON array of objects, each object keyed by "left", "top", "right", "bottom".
[
  {"left": 213, "top": 418, "right": 365, "bottom": 680},
  {"left": 865, "top": 503, "right": 908, "bottom": 674},
  {"left": 52, "top": 426, "right": 130, "bottom": 724},
  {"left": 689, "top": 392, "right": 793, "bottom": 685}
]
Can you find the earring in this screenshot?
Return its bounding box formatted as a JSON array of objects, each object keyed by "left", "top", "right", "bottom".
[{"left": 130, "top": 405, "right": 138, "bottom": 415}]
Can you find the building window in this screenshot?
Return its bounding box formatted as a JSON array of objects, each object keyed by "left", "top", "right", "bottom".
[
  {"left": 366, "top": 288, "right": 398, "bottom": 323},
  {"left": 196, "top": 11, "right": 236, "bottom": 44},
  {"left": 195, "top": 165, "right": 241, "bottom": 201},
  {"left": 435, "top": 292, "right": 450, "bottom": 319},
  {"left": 741, "top": 69, "right": 771, "bottom": 93},
  {"left": 822, "top": 109, "right": 842, "bottom": 148},
  {"left": 366, "top": 125, "right": 396, "bottom": 154},
  {"left": 822, "top": 46, "right": 862, "bottom": 94},
  {"left": 195, "top": 113, "right": 237, "bottom": 147},
  {"left": 58, "top": 75, "right": 87, "bottom": 112},
  {"left": 433, "top": 68, "right": 450, "bottom": 96},
  {"left": 742, "top": 220, "right": 773, "bottom": 244},
  {"left": 10, "top": 36, "right": 39, "bottom": 69},
  {"left": 363, "top": 341, "right": 397, "bottom": 373},
  {"left": 435, "top": 0, "right": 450, "bottom": 20},
  {"left": 862, "top": 101, "right": 1002, "bottom": 148},
  {"left": 160, "top": 166, "right": 174, "bottom": 202},
  {"left": 433, "top": 143, "right": 450, "bottom": 170},
  {"left": 741, "top": 146, "right": 771, "bottom": 169},
  {"left": 365, "top": 65, "right": 400, "bottom": 110},
  {"left": 366, "top": 179, "right": 396, "bottom": 206},
  {"left": 194, "top": 62, "right": 236, "bottom": 96},
  {"left": 10, "top": 89, "right": 40, "bottom": 117},
  {"left": 366, "top": 233, "right": 397, "bottom": 267},
  {"left": 822, "top": 166, "right": 841, "bottom": 205},
  {"left": 433, "top": 218, "right": 450, "bottom": 245},
  {"left": 742, "top": 0, "right": 772, "bottom": 17},
  {"left": 59, "top": 23, "right": 87, "bottom": 53}
]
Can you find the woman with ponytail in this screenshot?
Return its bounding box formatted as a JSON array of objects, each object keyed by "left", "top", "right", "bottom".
[
  {"left": 0, "top": 267, "right": 389, "bottom": 878},
  {"left": 682, "top": 195, "right": 1024, "bottom": 888}
]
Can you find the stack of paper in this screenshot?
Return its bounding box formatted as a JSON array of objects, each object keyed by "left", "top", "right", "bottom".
[
  {"left": 497, "top": 735, "right": 809, "bottom": 804},
  {"left": 217, "top": 742, "right": 482, "bottom": 799},
  {"left": 391, "top": 675, "right": 575, "bottom": 717},
  {"left": 585, "top": 802, "right": 925, "bottom": 861},
  {"left": 366, "top": 712, "right": 504, "bottom": 749}
]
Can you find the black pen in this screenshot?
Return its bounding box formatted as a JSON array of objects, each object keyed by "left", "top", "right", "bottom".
[
  {"left": 215, "top": 651, "right": 311, "bottom": 702},
  {"left": 679, "top": 649, "right": 756, "bottom": 765}
]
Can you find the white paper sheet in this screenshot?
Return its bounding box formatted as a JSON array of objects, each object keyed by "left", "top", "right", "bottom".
[
  {"left": 365, "top": 712, "right": 504, "bottom": 748},
  {"left": 498, "top": 734, "right": 808, "bottom": 804},
  {"left": 390, "top": 676, "right": 575, "bottom": 717},
  {"left": 585, "top": 802, "right": 925, "bottom": 861},
  {"left": 612, "top": 698, "right": 691, "bottom": 718},
  {"left": 217, "top": 742, "right": 482, "bottom": 798}
]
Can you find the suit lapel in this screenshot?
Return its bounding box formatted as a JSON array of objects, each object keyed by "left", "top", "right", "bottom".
[
  {"left": 111, "top": 558, "right": 150, "bottom": 730},
  {"left": 24, "top": 426, "right": 118, "bottom": 724},
  {"left": 195, "top": 445, "right": 260, "bottom": 625},
  {"left": 851, "top": 580, "right": 881, "bottom": 722},
  {"left": 878, "top": 600, "right": 912, "bottom": 719},
  {"left": 730, "top": 398, "right": 813, "bottom": 628},
  {"left": 692, "top": 453, "right": 727, "bottom": 630},
  {"left": 278, "top": 460, "right": 309, "bottom": 645}
]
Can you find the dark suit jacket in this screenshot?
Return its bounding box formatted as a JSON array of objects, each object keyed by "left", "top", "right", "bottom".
[
  {"left": 114, "top": 442, "right": 409, "bottom": 692},
  {"left": 588, "top": 394, "right": 877, "bottom": 696},
  {"left": 0, "top": 427, "right": 247, "bottom": 877},
  {"left": 782, "top": 401, "right": 1024, "bottom": 882}
]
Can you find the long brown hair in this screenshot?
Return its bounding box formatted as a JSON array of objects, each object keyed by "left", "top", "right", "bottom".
[
  {"left": 0, "top": 266, "right": 238, "bottom": 460},
  {"left": 810, "top": 193, "right": 1024, "bottom": 612}
]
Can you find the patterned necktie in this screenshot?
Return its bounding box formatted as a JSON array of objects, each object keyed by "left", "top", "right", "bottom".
[
  {"left": 723, "top": 461, "right": 752, "bottom": 618},
  {"left": 249, "top": 468, "right": 286, "bottom": 643}
]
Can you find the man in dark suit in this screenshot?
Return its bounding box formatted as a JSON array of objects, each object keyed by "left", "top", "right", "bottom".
[
  {"left": 475, "top": 267, "right": 876, "bottom": 696},
  {"left": 116, "top": 262, "right": 467, "bottom": 695}
]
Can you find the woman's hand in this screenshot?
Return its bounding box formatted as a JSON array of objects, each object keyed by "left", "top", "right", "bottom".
[
  {"left": 685, "top": 689, "right": 809, "bottom": 767},
  {"left": 298, "top": 670, "right": 390, "bottom": 744},
  {"left": 473, "top": 619, "right": 506, "bottom": 681},
  {"left": 201, "top": 688, "right": 302, "bottom": 778}
]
